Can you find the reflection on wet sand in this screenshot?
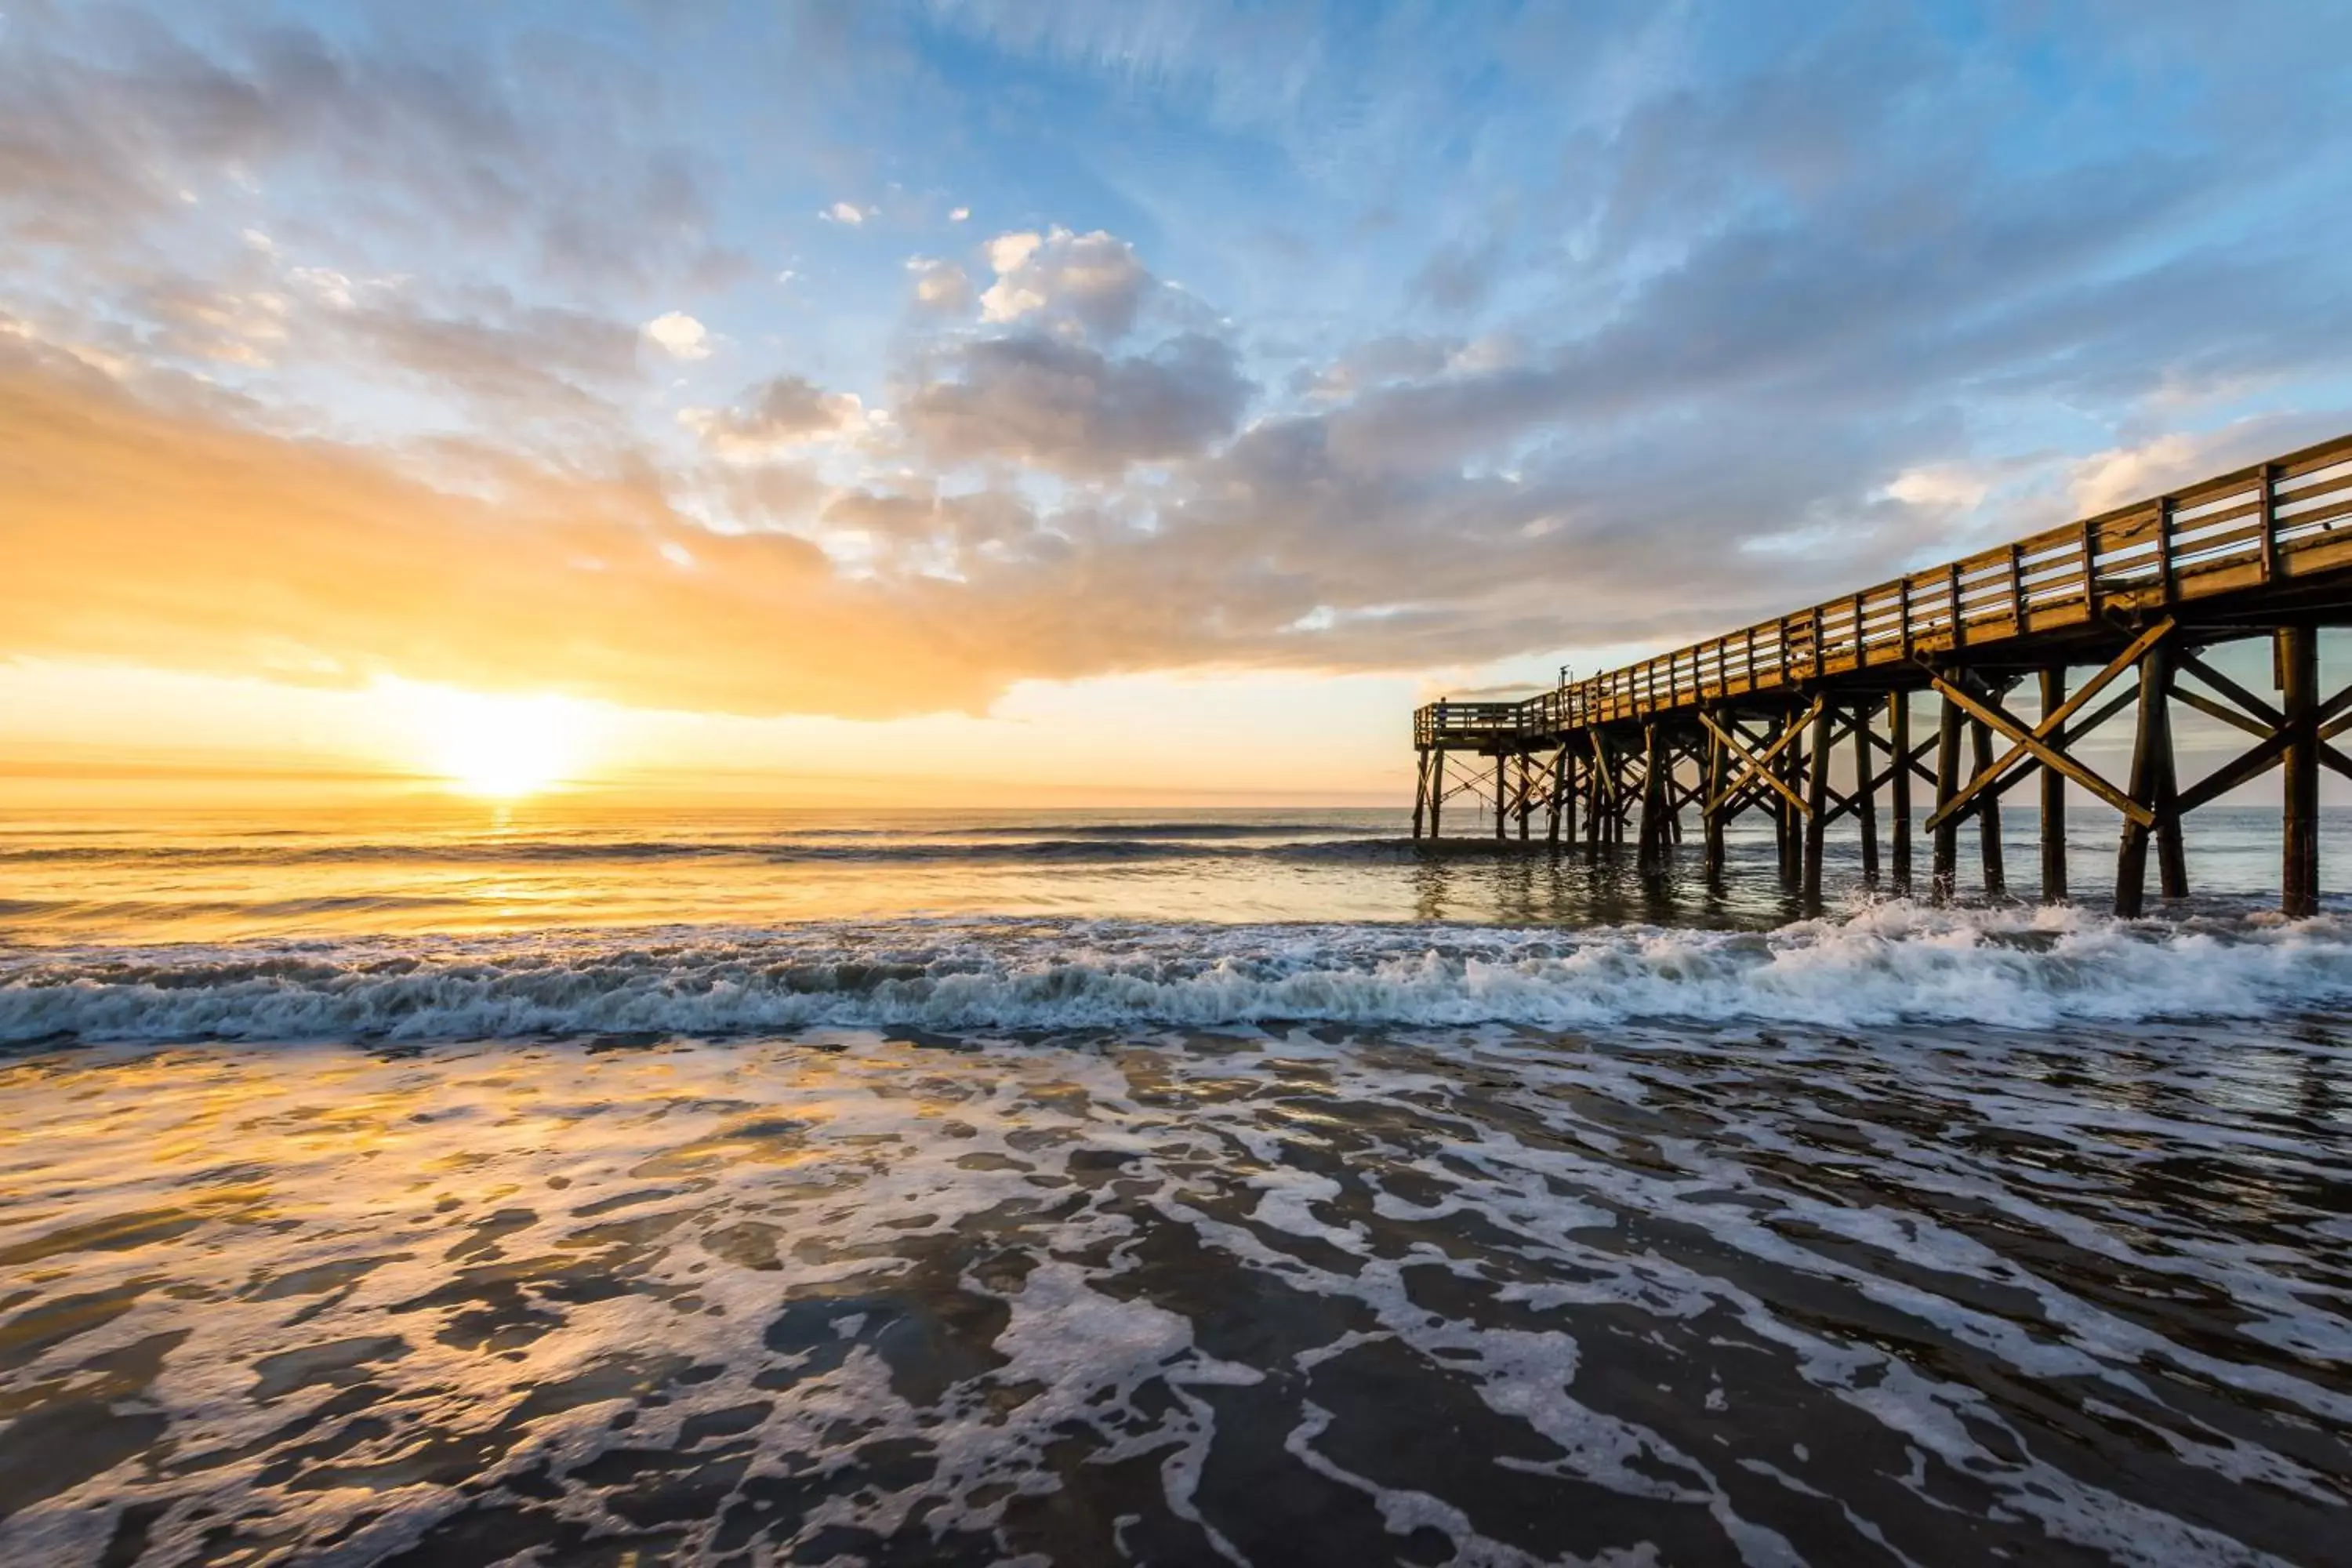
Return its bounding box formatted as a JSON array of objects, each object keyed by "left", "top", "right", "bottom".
[{"left": 2, "top": 1024, "right": 2347, "bottom": 1565}]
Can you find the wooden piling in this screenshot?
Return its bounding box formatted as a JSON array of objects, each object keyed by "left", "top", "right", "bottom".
[
  {"left": 1803, "top": 703, "right": 1832, "bottom": 901},
  {"left": 1702, "top": 717, "right": 1728, "bottom": 880},
  {"left": 1972, "top": 702, "right": 2005, "bottom": 898},
  {"left": 1889, "top": 692, "right": 1912, "bottom": 895},
  {"left": 1853, "top": 701, "right": 1880, "bottom": 886},
  {"left": 2038, "top": 668, "right": 2067, "bottom": 902},
  {"left": 2116, "top": 644, "right": 2169, "bottom": 916},
  {"left": 2281, "top": 623, "right": 2320, "bottom": 916},
  {"left": 1404, "top": 433, "right": 2352, "bottom": 914},
  {"left": 1933, "top": 691, "right": 1963, "bottom": 899}
]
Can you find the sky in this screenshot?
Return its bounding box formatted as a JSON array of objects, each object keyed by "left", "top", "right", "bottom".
[{"left": 2, "top": 0, "right": 2350, "bottom": 806}]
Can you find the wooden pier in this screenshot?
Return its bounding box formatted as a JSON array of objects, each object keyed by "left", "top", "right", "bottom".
[{"left": 1411, "top": 433, "right": 2352, "bottom": 915}]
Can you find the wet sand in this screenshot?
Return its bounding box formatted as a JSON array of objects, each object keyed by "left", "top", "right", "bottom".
[{"left": 2, "top": 1022, "right": 2347, "bottom": 1566}]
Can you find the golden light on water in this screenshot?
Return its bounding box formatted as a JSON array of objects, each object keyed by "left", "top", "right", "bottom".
[{"left": 387, "top": 681, "right": 594, "bottom": 798}]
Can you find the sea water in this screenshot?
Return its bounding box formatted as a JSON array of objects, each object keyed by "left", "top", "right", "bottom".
[{"left": 2, "top": 804, "right": 2347, "bottom": 1565}]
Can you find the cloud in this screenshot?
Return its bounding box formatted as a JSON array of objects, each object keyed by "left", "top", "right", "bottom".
[
  {"left": 682, "top": 375, "right": 869, "bottom": 459},
  {"left": 978, "top": 227, "right": 1153, "bottom": 341},
  {"left": 342, "top": 296, "right": 644, "bottom": 420},
  {"left": 642, "top": 311, "right": 711, "bottom": 360},
  {"left": 906, "top": 256, "right": 974, "bottom": 313},
  {"left": 0, "top": 339, "right": 994, "bottom": 718},
  {"left": 901, "top": 331, "right": 1252, "bottom": 474},
  {"left": 824, "top": 201, "right": 870, "bottom": 225},
  {"left": 0, "top": 8, "right": 740, "bottom": 289}
]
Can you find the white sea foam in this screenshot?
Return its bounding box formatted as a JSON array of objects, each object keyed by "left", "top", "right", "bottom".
[{"left": 5, "top": 903, "right": 2350, "bottom": 1043}]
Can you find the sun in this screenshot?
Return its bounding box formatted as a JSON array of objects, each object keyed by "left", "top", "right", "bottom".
[{"left": 394, "top": 684, "right": 593, "bottom": 799}]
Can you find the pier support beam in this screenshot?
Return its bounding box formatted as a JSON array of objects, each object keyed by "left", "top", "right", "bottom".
[
  {"left": 1933, "top": 691, "right": 1964, "bottom": 900},
  {"left": 2281, "top": 624, "right": 2320, "bottom": 916},
  {"left": 1854, "top": 702, "right": 1881, "bottom": 887},
  {"left": 2116, "top": 641, "right": 2181, "bottom": 916},
  {"left": 2039, "top": 669, "right": 2067, "bottom": 902},
  {"left": 1702, "top": 717, "right": 1729, "bottom": 881},
  {"left": 1428, "top": 750, "right": 1445, "bottom": 839},
  {"left": 1973, "top": 697, "right": 2005, "bottom": 898},
  {"left": 1890, "top": 693, "right": 1912, "bottom": 895},
  {"left": 1777, "top": 713, "right": 1802, "bottom": 885},
  {"left": 1494, "top": 750, "right": 1508, "bottom": 841},
  {"left": 1802, "top": 702, "right": 1832, "bottom": 902},
  {"left": 1639, "top": 723, "right": 1669, "bottom": 869}
]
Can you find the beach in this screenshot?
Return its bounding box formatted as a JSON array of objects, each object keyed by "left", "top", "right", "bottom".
[{"left": 2, "top": 808, "right": 2350, "bottom": 1565}]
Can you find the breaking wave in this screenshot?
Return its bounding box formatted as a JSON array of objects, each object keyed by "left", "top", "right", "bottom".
[{"left": 5, "top": 902, "right": 2350, "bottom": 1044}]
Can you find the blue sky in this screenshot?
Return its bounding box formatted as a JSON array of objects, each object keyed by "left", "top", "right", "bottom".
[{"left": 2, "top": 0, "right": 2350, "bottom": 797}]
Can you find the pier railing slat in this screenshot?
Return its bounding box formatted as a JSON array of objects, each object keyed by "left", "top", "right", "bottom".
[{"left": 1413, "top": 432, "right": 2352, "bottom": 751}]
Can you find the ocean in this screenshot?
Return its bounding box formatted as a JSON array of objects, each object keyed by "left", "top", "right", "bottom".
[{"left": 2, "top": 804, "right": 2348, "bottom": 1566}]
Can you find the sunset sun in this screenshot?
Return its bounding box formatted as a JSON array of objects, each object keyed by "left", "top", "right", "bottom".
[{"left": 398, "top": 685, "right": 591, "bottom": 798}]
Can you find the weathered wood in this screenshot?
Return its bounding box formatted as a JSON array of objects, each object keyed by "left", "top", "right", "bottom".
[
  {"left": 1700, "top": 700, "right": 1820, "bottom": 818},
  {"left": 1925, "top": 619, "right": 2174, "bottom": 830},
  {"left": 2039, "top": 668, "right": 2067, "bottom": 903},
  {"left": 1414, "top": 430, "right": 2352, "bottom": 909},
  {"left": 1703, "top": 717, "right": 1729, "bottom": 880},
  {"left": 1549, "top": 746, "right": 1570, "bottom": 847},
  {"left": 1854, "top": 700, "right": 1880, "bottom": 885},
  {"left": 2151, "top": 648, "right": 2188, "bottom": 899},
  {"left": 2116, "top": 642, "right": 2180, "bottom": 916},
  {"left": 1640, "top": 724, "right": 1669, "bottom": 868},
  {"left": 2282, "top": 624, "right": 2319, "bottom": 916},
  {"left": 1933, "top": 692, "right": 1964, "bottom": 899},
  {"left": 1927, "top": 673, "right": 2154, "bottom": 829},
  {"left": 1971, "top": 695, "right": 2006, "bottom": 898},
  {"left": 1803, "top": 703, "right": 1833, "bottom": 901},
  {"left": 1889, "top": 692, "right": 1912, "bottom": 895}
]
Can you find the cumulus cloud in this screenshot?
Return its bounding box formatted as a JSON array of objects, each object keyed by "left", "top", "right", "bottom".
[
  {"left": 906, "top": 256, "right": 974, "bottom": 313},
  {"left": 902, "top": 331, "right": 1252, "bottom": 474},
  {"left": 978, "top": 227, "right": 1153, "bottom": 341},
  {"left": 682, "top": 375, "right": 869, "bottom": 459},
  {"left": 824, "top": 201, "right": 869, "bottom": 225},
  {"left": 642, "top": 311, "right": 711, "bottom": 360}
]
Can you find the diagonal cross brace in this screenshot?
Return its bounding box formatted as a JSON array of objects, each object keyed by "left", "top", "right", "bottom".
[
  {"left": 1928, "top": 675, "right": 2154, "bottom": 828},
  {"left": 1923, "top": 618, "right": 2172, "bottom": 831},
  {"left": 1700, "top": 698, "right": 1822, "bottom": 818}
]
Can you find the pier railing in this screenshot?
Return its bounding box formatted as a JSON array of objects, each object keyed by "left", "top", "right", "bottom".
[{"left": 1418, "top": 432, "right": 2352, "bottom": 748}]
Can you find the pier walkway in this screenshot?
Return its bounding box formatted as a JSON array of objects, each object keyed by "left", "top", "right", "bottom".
[{"left": 1411, "top": 432, "right": 2352, "bottom": 914}]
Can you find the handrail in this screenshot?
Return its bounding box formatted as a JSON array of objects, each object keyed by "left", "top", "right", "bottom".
[{"left": 1415, "top": 432, "right": 2352, "bottom": 745}]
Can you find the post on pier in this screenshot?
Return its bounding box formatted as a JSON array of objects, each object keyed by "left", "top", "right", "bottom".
[
  {"left": 1802, "top": 702, "right": 1832, "bottom": 902},
  {"left": 1971, "top": 691, "right": 2005, "bottom": 898},
  {"left": 2281, "top": 623, "right": 2320, "bottom": 916},
  {"left": 1769, "top": 713, "right": 1794, "bottom": 884},
  {"left": 1494, "top": 750, "right": 1508, "bottom": 841},
  {"left": 1889, "top": 691, "right": 1912, "bottom": 895},
  {"left": 1428, "top": 750, "right": 1445, "bottom": 839},
  {"left": 1852, "top": 701, "right": 1881, "bottom": 886},
  {"left": 1411, "top": 750, "right": 1428, "bottom": 840},
  {"left": 1639, "top": 723, "right": 1669, "bottom": 869},
  {"left": 2117, "top": 647, "right": 2166, "bottom": 915},
  {"left": 1701, "top": 715, "right": 1729, "bottom": 881},
  {"left": 1548, "top": 746, "right": 1571, "bottom": 848},
  {"left": 2038, "top": 668, "right": 2067, "bottom": 901},
  {"left": 1933, "top": 690, "right": 1964, "bottom": 899}
]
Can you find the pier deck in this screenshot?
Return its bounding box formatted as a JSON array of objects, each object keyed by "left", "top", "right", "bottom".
[{"left": 1412, "top": 432, "right": 2352, "bottom": 914}]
